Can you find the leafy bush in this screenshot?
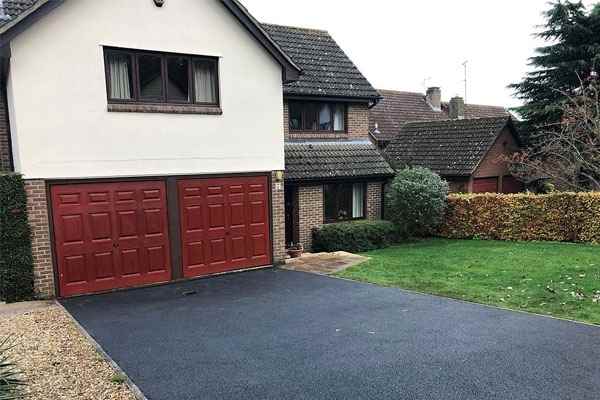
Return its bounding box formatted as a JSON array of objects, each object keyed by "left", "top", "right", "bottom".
[
  {"left": 0, "top": 174, "right": 34, "bottom": 303},
  {"left": 385, "top": 167, "right": 449, "bottom": 238},
  {"left": 312, "top": 220, "right": 398, "bottom": 253},
  {"left": 0, "top": 336, "right": 25, "bottom": 400},
  {"left": 439, "top": 192, "right": 600, "bottom": 243}
]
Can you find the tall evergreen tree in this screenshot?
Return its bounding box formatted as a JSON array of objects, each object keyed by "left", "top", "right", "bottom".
[{"left": 511, "top": 1, "right": 600, "bottom": 144}]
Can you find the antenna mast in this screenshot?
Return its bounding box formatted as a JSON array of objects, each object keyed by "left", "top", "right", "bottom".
[{"left": 462, "top": 60, "right": 468, "bottom": 103}]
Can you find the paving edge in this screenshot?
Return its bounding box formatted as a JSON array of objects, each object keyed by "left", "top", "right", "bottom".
[
  {"left": 283, "top": 268, "right": 600, "bottom": 329},
  {"left": 54, "top": 301, "right": 148, "bottom": 400}
]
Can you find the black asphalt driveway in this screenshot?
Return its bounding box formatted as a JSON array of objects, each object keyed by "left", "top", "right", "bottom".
[{"left": 62, "top": 269, "right": 600, "bottom": 400}]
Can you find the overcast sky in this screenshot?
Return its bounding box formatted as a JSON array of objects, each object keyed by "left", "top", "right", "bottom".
[{"left": 244, "top": 0, "right": 597, "bottom": 109}]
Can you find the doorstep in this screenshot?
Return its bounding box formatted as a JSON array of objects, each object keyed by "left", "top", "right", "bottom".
[{"left": 282, "top": 251, "right": 368, "bottom": 275}]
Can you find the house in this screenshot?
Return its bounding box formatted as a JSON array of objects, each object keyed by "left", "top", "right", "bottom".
[
  {"left": 262, "top": 24, "right": 394, "bottom": 251},
  {"left": 0, "top": 0, "right": 304, "bottom": 298},
  {"left": 369, "top": 87, "right": 511, "bottom": 149},
  {"left": 369, "top": 87, "right": 522, "bottom": 193},
  {"left": 384, "top": 116, "right": 523, "bottom": 193}
]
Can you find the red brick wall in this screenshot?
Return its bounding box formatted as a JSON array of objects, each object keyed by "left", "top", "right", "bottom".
[
  {"left": 24, "top": 180, "right": 54, "bottom": 299},
  {"left": 366, "top": 182, "right": 383, "bottom": 219},
  {"left": 297, "top": 185, "right": 324, "bottom": 251},
  {"left": 473, "top": 128, "right": 519, "bottom": 179},
  {"left": 284, "top": 100, "right": 370, "bottom": 140},
  {"left": 471, "top": 128, "right": 520, "bottom": 193},
  {"left": 271, "top": 171, "right": 286, "bottom": 265},
  {"left": 0, "top": 84, "right": 12, "bottom": 171}
]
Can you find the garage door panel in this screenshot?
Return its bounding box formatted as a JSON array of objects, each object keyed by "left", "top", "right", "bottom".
[
  {"left": 147, "top": 246, "right": 168, "bottom": 273},
  {"left": 93, "top": 251, "right": 116, "bottom": 280},
  {"left": 62, "top": 215, "right": 85, "bottom": 243},
  {"left": 52, "top": 181, "right": 171, "bottom": 297},
  {"left": 90, "top": 213, "right": 112, "bottom": 240},
  {"left": 64, "top": 255, "right": 87, "bottom": 284},
  {"left": 473, "top": 178, "right": 499, "bottom": 193},
  {"left": 179, "top": 176, "right": 272, "bottom": 278}
]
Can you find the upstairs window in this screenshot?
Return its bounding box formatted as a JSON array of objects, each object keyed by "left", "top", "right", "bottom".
[
  {"left": 105, "top": 48, "right": 219, "bottom": 106},
  {"left": 289, "top": 101, "right": 346, "bottom": 132},
  {"left": 324, "top": 183, "right": 366, "bottom": 223}
]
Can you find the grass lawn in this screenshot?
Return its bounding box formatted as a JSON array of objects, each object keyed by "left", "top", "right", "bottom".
[{"left": 337, "top": 239, "right": 600, "bottom": 325}]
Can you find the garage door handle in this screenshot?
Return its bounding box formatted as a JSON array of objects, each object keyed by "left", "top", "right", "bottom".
[{"left": 113, "top": 243, "right": 120, "bottom": 248}]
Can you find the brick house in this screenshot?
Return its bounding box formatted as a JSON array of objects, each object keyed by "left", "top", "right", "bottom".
[
  {"left": 369, "top": 88, "right": 522, "bottom": 193},
  {"left": 384, "top": 116, "right": 523, "bottom": 193},
  {"left": 369, "top": 87, "right": 512, "bottom": 149},
  {"left": 0, "top": 0, "right": 303, "bottom": 298},
  {"left": 262, "top": 24, "right": 394, "bottom": 251}
]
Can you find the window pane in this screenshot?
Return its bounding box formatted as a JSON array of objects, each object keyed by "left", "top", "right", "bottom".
[
  {"left": 352, "top": 183, "right": 365, "bottom": 218},
  {"left": 289, "top": 103, "right": 302, "bottom": 130},
  {"left": 338, "top": 184, "right": 353, "bottom": 220},
  {"left": 107, "top": 53, "right": 133, "bottom": 100},
  {"left": 167, "top": 57, "right": 190, "bottom": 102},
  {"left": 324, "top": 184, "right": 338, "bottom": 222},
  {"left": 138, "top": 54, "right": 164, "bottom": 99},
  {"left": 304, "top": 103, "right": 318, "bottom": 130},
  {"left": 193, "top": 59, "right": 218, "bottom": 104},
  {"left": 318, "top": 104, "right": 332, "bottom": 131},
  {"left": 334, "top": 104, "right": 345, "bottom": 131},
  {"left": 324, "top": 184, "right": 355, "bottom": 222}
]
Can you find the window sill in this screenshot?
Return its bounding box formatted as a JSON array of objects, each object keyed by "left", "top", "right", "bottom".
[{"left": 108, "top": 103, "right": 222, "bottom": 115}]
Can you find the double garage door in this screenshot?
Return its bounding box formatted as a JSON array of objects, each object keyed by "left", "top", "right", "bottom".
[{"left": 51, "top": 176, "right": 271, "bottom": 297}]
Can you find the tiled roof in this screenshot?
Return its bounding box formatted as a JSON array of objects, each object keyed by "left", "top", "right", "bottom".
[
  {"left": 384, "top": 116, "right": 514, "bottom": 177},
  {"left": 370, "top": 89, "right": 510, "bottom": 141},
  {"left": 285, "top": 140, "right": 394, "bottom": 182},
  {"left": 0, "top": 0, "right": 38, "bottom": 27},
  {"left": 262, "top": 23, "right": 380, "bottom": 101}
]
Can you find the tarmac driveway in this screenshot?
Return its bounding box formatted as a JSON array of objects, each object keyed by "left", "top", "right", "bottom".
[{"left": 62, "top": 269, "right": 600, "bottom": 400}]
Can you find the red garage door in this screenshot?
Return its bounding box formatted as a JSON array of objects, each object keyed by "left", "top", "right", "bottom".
[
  {"left": 178, "top": 176, "right": 272, "bottom": 278},
  {"left": 51, "top": 181, "right": 171, "bottom": 297},
  {"left": 473, "top": 177, "right": 499, "bottom": 193},
  {"left": 502, "top": 176, "right": 524, "bottom": 194}
]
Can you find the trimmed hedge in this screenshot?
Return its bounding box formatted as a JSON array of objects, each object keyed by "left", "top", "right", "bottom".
[
  {"left": 439, "top": 192, "right": 600, "bottom": 243},
  {"left": 0, "top": 174, "right": 34, "bottom": 303},
  {"left": 312, "top": 220, "right": 399, "bottom": 253}
]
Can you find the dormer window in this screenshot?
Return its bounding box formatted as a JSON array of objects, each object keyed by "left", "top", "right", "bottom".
[{"left": 104, "top": 47, "right": 219, "bottom": 107}]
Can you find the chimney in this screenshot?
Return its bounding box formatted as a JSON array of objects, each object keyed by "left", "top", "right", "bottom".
[
  {"left": 426, "top": 87, "right": 442, "bottom": 111},
  {"left": 449, "top": 96, "right": 465, "bottom": 119}
]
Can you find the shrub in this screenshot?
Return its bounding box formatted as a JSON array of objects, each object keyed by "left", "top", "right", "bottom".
[
  {"left": 312, "top": 220, "right": 398, "bottom": 253},
  {"left": 385, "top": 167, "right": 449, "bottom": 238},
  {"left": 439, "top": 192, "right": 600, "bottom": 243},
  {"left": 0, "top": 174, "right": 34, "bottom": 303},
  {"left": 0, "top": 336, "right": 25, "bottom": 400}
]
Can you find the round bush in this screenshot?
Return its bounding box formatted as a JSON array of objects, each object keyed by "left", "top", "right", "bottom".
[{"left": 386, "top": 167, "right": 449, "bottom": 238}]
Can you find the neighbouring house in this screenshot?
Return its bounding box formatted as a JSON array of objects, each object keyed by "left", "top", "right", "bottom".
[
  {"left": 369, "top": 87, "right": 511, "bottom": 149},
  {"left": 384, "top": 116, "right": 523, "bottom": 193},
  {"left": 369, "top": 87, "right": 523, "bottom": 193},
  {"left": 262, "top": 24, "right": 394, "bottom": 251},
  {"left": 0, "top": 0, "right": 303, "bottom": 298}
]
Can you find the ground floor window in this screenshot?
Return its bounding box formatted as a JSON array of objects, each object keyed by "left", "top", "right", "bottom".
[{"left": 324, "top": 183, "right": 366, "bottom": 223}]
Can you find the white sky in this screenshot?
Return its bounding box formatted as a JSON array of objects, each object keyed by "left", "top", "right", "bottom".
[{"left": 243, "top": 0, "right": 597, "bottom": 109}]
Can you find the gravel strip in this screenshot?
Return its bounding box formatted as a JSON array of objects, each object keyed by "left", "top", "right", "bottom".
[{"left": 0, "top": 304, "right": 136, "bottom": 400}]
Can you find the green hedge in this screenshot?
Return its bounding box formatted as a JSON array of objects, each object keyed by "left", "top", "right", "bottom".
[
  {"left": 0, "top": 174, "right": 34, "bottom": 302},
  {"left": 312, "top": 220, "right": 399, "bottom": 253},
  {"left": 439, "top": 192, "right": 600, "bottom": 243}
]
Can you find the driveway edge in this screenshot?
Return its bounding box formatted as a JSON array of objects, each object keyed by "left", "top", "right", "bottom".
[{"left": 54, "top": 300, "right": 148, "bottom": 400}]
